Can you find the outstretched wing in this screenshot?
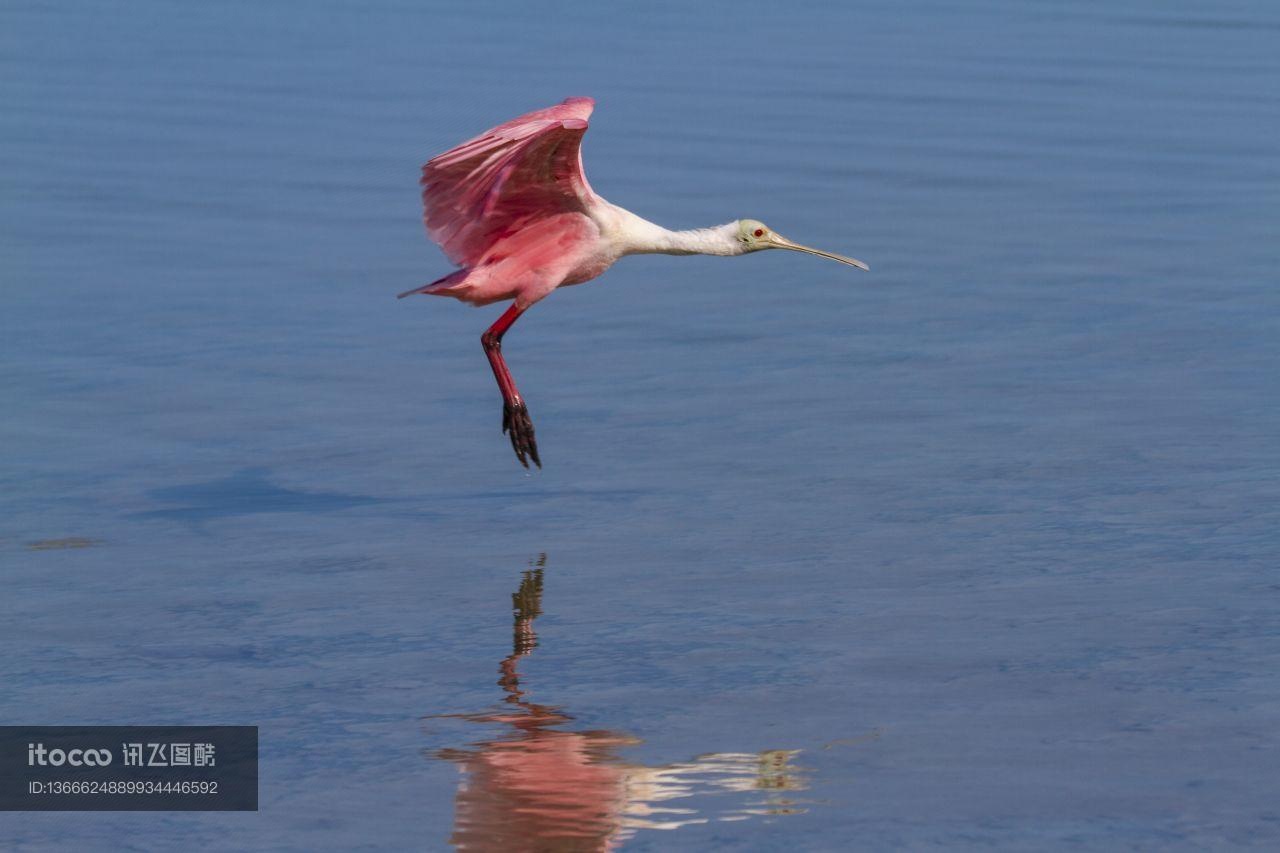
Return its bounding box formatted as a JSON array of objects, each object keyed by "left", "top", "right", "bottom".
[{"left": 421, "top": 97, "right": 597, "bottom": 267}]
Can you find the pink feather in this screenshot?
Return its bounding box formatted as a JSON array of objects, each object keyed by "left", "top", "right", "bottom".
[{"left": 421, "top": 97, "right": 597, "bottom": 269}]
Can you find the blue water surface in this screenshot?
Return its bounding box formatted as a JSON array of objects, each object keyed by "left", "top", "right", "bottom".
[{"left": 3, "top": 0, "right": 1279, "bottom": 849}]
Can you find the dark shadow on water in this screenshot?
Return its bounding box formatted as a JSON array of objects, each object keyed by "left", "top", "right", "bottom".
[
  {"left": 26, "top": 537, "right": 101, "bottom": 550},
  {"left": 446, "top": 488, "right": 649, "bottom": 505},
  {"left": 424, "top": 555, "right": 810, "bottom": 850},
  {"left": 131, "top": 466, "right": 387, "bottom": 522},
  {"left": 130, "top": 468, "right": 646, "bottom": 526}
]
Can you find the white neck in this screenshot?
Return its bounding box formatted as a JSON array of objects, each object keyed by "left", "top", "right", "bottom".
[
  {"left": 651, "top": 222, "right": 743, "bottom": 256},
  {"left": 611, "top": 209, "right": 743, "bottom": 257}
]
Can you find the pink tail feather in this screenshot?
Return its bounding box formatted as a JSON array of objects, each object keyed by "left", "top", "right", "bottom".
[{"left": 397, "top": 270, "right": 468, "bottom": 299}]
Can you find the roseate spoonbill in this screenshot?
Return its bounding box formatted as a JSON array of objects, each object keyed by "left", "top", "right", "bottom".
[{"left": 400, "top": 97, "right": 868, "bottom": 468}]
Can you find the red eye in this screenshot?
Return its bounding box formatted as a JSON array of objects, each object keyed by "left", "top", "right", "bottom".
[{"left": 753, "top": 228, "right": 764, "bottom": 237}]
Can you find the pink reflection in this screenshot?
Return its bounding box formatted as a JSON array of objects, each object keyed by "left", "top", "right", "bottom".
[{"left": 428, "top": 561, "right": 808, "bottom": 851}]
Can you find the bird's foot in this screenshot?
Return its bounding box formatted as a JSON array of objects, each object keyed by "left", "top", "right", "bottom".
[{"left": 502, "top": 401, "right": 541, "bottom": 469}]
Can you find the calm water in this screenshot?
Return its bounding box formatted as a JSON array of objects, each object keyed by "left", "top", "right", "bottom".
[{"left": 4, "top": 0, "right": 1279, "bottom": 849}]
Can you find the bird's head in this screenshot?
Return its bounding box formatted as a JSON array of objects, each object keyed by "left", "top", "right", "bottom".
[{"left": 735, "top": 219, "right": 869, "bottom": 270}]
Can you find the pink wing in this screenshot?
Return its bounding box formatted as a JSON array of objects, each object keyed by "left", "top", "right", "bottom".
[{"left": 422, "top": 97, "right": 597, "bottom": 267}]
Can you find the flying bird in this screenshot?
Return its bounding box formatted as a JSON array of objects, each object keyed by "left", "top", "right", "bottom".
[{"left": 400, "top": 97, "right": 868, "bottom": 468}]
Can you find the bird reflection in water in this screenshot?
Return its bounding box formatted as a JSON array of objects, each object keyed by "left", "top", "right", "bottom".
[{"left": 427, "top": 556, "right": 809, "bottom": 850}]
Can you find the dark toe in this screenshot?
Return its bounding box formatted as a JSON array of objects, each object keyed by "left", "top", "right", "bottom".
[{"left": 502, "top": 402, "right": 540, "bottom": 469}]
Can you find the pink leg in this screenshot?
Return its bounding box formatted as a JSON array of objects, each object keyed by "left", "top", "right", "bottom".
[{"left": 482, "top": 304, "right": 540, "bottom": 468}]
